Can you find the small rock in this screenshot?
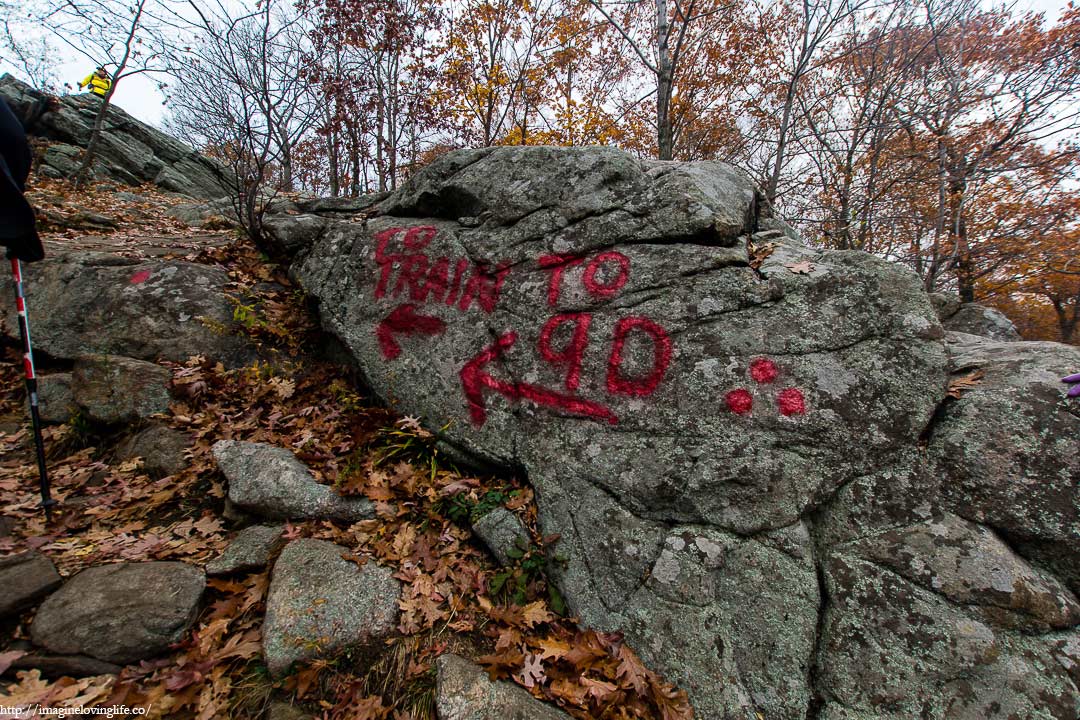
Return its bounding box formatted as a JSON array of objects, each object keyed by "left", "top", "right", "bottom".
[
  {"left": 435, "top": 653, "right": 573, "bottom": 720},
  {"left": 31, "top": 561, "right": 205, "bottom": 664},
  {"left": 943, "top": 303, "right": 1021, "bottom": 341},
  {"left": 116, "top": 424, "right": 191, "bottom": 477},
  {"left": 213, "top": 441, "right": 374, "bottom": 522},
  {"left": 265, "top": 701, "right": 313, "bottom": 720},
  {"left": 0, "top": 515, "right": 14, "bottom": 538},
  {"left": 263, "top": 539, "right": 399, "bottom": 677},
  {"left": 6, "top": 653, "right": 122, "bottom": 679},
  {"left": 262, "top": 214, "right": 328, "bottom": 259},
  {"left": 72, "top": 354, "right": 171, "bottom": 425},
  {"left": 206, "top": 525, "right": 285, "bottom": 577},
  {"left": 35, "top": 373, "right": 77, "bottom": 424},
  {"left": 0, "top": 551, "right": 62, "bottom": 618},
  {"left": 471, "top": 507, "right": 530, "bottom": 566}
]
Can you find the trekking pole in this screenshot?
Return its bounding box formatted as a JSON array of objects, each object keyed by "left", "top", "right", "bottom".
[{"left": 10, "top": 258, "right": 55, "bottom": 521}]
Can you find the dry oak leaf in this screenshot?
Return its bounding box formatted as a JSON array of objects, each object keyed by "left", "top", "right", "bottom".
[
  {"left": 947, "top": 369, "right": 986, "bottom": 398},
  {"left": 519, "top": 653, "right": 546, "bottom": 688},
  {"left": 784, "top": 260, "right": 816, "bottom": 274}
]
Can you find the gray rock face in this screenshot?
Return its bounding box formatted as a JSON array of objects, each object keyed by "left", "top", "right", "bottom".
[
  {"left": 0, "top": 74, "right": 228, "bottom": 199},
  {"left": 71, "top": 354, "right": 171, "bottom": 425},
  {"left": 471, "top": 508, "right": 530, "bottom": 566},
  {"left": 35, "top": 373, "right": 77, "bottom": 424},
  {"left": 929, "top": 333, "right": 1080, "bottom": 595},
  {"left": 817, "top": 533, "right": 1080, "bottom": 719},
  {"left": 810, "top": 333, "right": 1080, "bottom": 718},
  {"left": 205, "top": 524, "right": 284, "bottom": 576},
  {"left": 116, "top": 424, "right": 192, "bottom": 477},
  {"left": 0, "top": 252, "right": 255, "bottom": 367},
  {"left": 435, "top": 653, "right": 572, "bottom": 720},
  {"left": 287, "top": 146, "right": 1079, "bottom": 717},
  {"left": 213, "top": 441, "right": 374, "bottom": 522},
  {"left": 263, "top": 214, "right": 329, "bottom": 259},
  {"left": 948, "top": 304, "right": 1022, "bottom": 341},
  {"left": 31, "top": 561, "right": 205, "bottom": 664},
  {"left": 262, "top": 539, "right": 400, "bottom": 677},
  {"left": 0, "top": 551, "right": 62, "bottom": 618}
]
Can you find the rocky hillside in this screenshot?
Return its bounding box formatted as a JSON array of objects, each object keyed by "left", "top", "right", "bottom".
[
  {"left": 0, "top": 140, "right": 1077, "bottom": 719},
  {"left": 0, "top": 75, "right": 228, "bottom": 199}
]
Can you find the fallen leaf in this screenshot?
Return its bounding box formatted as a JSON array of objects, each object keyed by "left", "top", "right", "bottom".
[
  {"left": 784, "top": 260, "right": 815, "bottom": 274},
  {"left": 947, "top": 369, "right": 986, "bottom": 398}
]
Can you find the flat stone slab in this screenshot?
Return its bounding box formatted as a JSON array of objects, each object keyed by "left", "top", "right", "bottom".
[
  {"left": 213, "top": 440, "right": 374, "bottom": 522},
  {"left": 435, "top": 653, "right": 572, "bottom": 720},
  {"left": 31, "top": 561, "right": 205, "bottom": 664},
  {"left": 471, "top": 507, "right": 530, "bottom": 566},
  {"left": 116, "top": 423, "right": 192, "bottom": 478},
  {"left": 0, "top": 252, "right": 254, "bottom": 367},
  {"left": 263, "top": 539, "right": 400, "bottom": 677},
  {"left": 206, "top": 525, "right": 285, "bottom": 576},
  {"left": 5, "top": 652, "right": 122, "bottom": 679},
  {"left": 0, "top": 551, "right": 62, "bottom": 618},
  {"left": 72, "top": 354, "right": 172, "bottom": 425}
]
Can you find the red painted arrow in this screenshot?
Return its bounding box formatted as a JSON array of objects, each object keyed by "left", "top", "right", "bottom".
[
  {"left": 377, "top": 303, "right": 447, "bottom": 360},
  {"left": 459, "top": 331, "right": 618, "bottom": 426}
]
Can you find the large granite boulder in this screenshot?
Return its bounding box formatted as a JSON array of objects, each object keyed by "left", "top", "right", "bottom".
[
  {"left": 31, "top": 561, "right": 205, "bottom": 664},
  {"left": 0, "top": 252, "right": 255, "bottom": 367},
  {"left": 0, "top": 74, "right": 228, "bottom": 199},
  {"left": 287, "top": 146, "right": 1078, "bottom": 718},
  {"left": 262, "top": 539, "right": 400, "bottom": 677}
]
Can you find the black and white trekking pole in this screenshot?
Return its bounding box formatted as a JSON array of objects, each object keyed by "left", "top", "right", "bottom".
[{"left": 10, "top": 258, "right": 55, "bottom": 521}]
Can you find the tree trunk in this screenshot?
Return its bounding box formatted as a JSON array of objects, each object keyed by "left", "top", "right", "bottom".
[
  {"left": 345, "top": 120, "right": 361, "bottom": 198},
  {"left": 74, "top": 91, "right": 114, "bottom": 188},
  {"left": 655, "top": 0, "right": 673, "bottom": 161},
  {"left": 328, "top": 127, "right": 340, "bottom": 198}
]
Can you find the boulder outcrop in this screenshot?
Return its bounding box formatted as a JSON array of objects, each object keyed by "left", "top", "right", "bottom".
[
  {"left": 0, "top": 74, "right": 228, "bottom": 199},
  {"left": 0, "top": 252, "right": 255, "bottom": 367},
  {"left": 287, "top": 146, "right": 1079, "bottom": 718}
]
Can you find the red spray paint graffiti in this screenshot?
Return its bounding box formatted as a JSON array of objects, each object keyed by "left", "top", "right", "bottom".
[
  {"left": 537, "top": 313, "right": 592, "bottom": 391},
  {"left": 374, "top": 226, "right": 510, "bottom": 313},
  {"left": 377, "top": 303, "right": 447, "bottom": 360},
  {"left": 540, "top": 250, "right": 631, "bottom": 305},
  {"left": 369, "top": 231, "right": 680, "bottom": 425},
  {"left": 460, "top": 331, "right": 618, "bottom": 426},
  {"left": 606, "top": 317, "right": 673, "bottom": 397},
  {"left": 461, "top": 251, "right": 675, "bottom": 426},
  {"left": 724, "top": 357, "right": 808, "bottom": 417}
]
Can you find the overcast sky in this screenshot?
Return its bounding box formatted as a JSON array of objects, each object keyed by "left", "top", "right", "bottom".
[{"left": 0, "top": 0, "right": 1073, "bottom": 129}]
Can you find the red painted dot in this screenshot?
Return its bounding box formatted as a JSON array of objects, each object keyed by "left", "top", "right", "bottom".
[
  {"left": 750, "top": 357, "right": 778, "bottom": 384},
  {"left": 129, "top": 270, "right": 151, "bottom": 285},
  {"left": 777, "top": 388, "right": 806, "bottom": 416},
  {"left": 725, "top": 388, "right": 753, "bottom": 415}
]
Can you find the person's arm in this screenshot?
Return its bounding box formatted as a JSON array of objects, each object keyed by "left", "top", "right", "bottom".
[
  {"left": 1063, "top": 373, "right": 1080, "bottom": 398},
  {"left": 78, "top": 74, "right": 93, "bottom": 89}
]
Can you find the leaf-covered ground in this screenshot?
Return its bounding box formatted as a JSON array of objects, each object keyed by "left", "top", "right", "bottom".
[{"left": 0, "top": 179, "right": 693, "bottom": 719}]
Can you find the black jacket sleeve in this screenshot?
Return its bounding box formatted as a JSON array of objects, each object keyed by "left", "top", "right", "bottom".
[{"left": 0, "top": 96, "right": 44, "bottom": 262}]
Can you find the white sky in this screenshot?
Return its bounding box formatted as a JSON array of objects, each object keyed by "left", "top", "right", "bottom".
[{"left": 0, "top": 0, "right": 1073, "bottom": 129}]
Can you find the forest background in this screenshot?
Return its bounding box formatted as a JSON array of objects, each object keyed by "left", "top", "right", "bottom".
[{"left": 2, "top": 0, "right": 1079, "bottom": 343}]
